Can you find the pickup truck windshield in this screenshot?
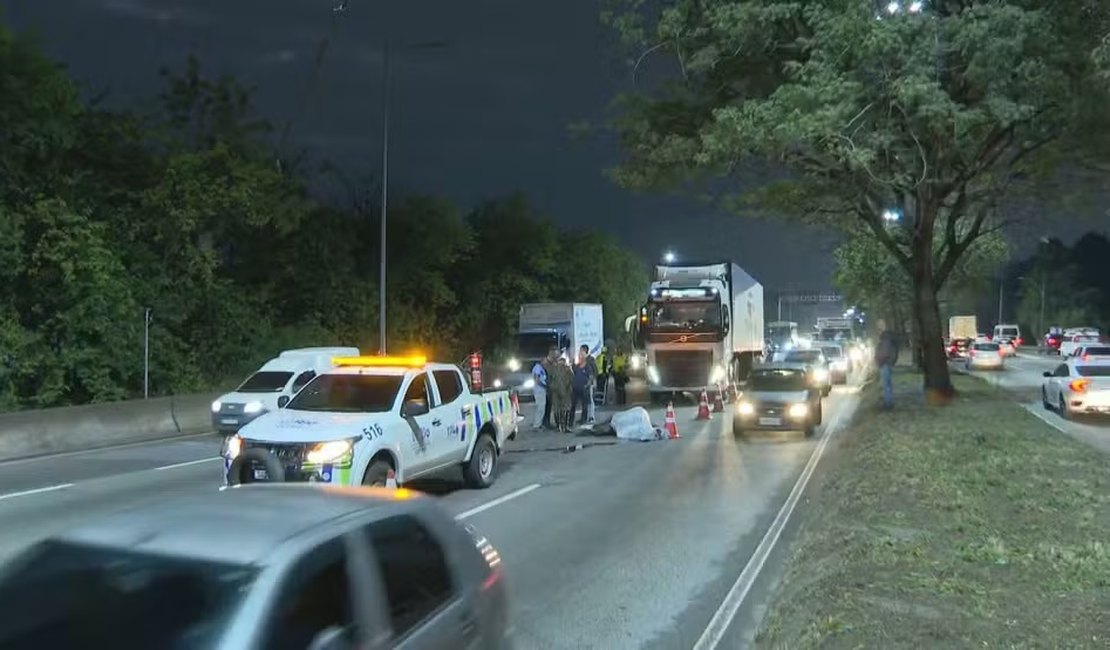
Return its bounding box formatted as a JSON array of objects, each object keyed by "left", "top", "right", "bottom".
[
  {"left": 287, "top": 374, "right": 404, "bottom": 413},
  {"left": 649, "top": 300, "right": 720, "bottom": 331},
  {"left": 238, "top": 371, "right": 293, "bottom": 393},
  {"left": 750, "top": 369, "right": 809, "bottom": 391},
  {"left": 0, "top": 540, "right": 256, "bottom": 650}
]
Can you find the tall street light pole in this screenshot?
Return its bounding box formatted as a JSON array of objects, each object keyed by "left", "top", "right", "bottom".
[
  {"left": 143, "top": 307, "right": 152, "bottom": 399},
  {"left": 997, "top": 280, "right": 1004, "bottom": 325},
  {"left": 379, "top": 41, "right": 391, "bottom": 355}
]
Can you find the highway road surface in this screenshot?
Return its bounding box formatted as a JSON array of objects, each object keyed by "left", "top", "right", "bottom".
[
  {"left": 957, "top": 351, "right": 1110, "bottom": 455},
  {"left": 0, "top": 378, "right": 867, "bottom": 649}
]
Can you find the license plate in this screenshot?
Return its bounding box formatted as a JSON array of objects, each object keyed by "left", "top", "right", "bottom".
[
  {"left": 759, "top": 417, "right": 782, "bottom": 426},
  {"left": 221, "top": 418, "right": 237, "bottom": 425},
  {"left": 253, "top": 469, "right": 268, "bottom": 480}
]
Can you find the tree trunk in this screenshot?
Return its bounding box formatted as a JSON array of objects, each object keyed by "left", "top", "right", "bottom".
[{"left": 911, "top": 253, "right": 955, "bottom": 403}]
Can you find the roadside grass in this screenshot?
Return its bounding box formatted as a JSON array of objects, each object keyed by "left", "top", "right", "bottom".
[{"left": 756, "top": 369, "right": 1110, "bottom": 648}]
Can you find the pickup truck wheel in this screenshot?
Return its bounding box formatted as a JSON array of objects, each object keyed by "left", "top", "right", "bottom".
[
  {"left": 361, "top": 458, "right": 393, "bottom": 487},
  {"left": 464, "top": 434, "right": 498, "bottom": 489}
]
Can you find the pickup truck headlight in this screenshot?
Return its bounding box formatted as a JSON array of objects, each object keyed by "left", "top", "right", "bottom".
[
  {"left": 306, "top": 439, "right": 353, "bottom": 465},
  {"left": 737, "top": 401, "right": 755, "bottom": 415},
  {"left": 222, "top": 435, "right": 242, "bottom": 460},
  {"left": 243, "top": 401, "right": 264, "bottom": 415}
]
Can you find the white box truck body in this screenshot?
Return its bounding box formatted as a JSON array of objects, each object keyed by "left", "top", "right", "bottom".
[
  {"left": 640, "top": 262, "right": 764, "bottom": 397},
  {"left": 492, "top": 303, "right": 604, "bottom": 398},
  {"left": 948, "top": 315, "right": 977, "bottom": 340}
]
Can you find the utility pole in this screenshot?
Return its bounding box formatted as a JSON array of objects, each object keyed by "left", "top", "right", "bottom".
[
  {"left": 378, "top": 41, "right": 391, "bottom": 355},
  {"left": 143, "top": 308, "right": 152, "bottom": 399},
  {"left": 997, "top": 281, "right": 1004, "bottom": 325},
  {"left": 1039, "top": 275, "right": 1046, "bottom": 337}
]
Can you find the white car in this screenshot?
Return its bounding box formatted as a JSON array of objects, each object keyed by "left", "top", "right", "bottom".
[
  {"left": 1061, "top": 335, "right": 1105, "bottom": 358},
  {"left": 1041, "top": 359, "right": 1110, "bottom": 418},
  {"left": 965, "top": 341, "right": 1004, "bottom": 370},
  {"left": 223, "top": 355, "right": 519, "bottom": 489}
]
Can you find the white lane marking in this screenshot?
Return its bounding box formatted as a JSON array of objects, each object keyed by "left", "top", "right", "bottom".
[
  {"left": 0, "top": 483, "right": 74, "bottom": 502},
  {"left": 1023, "top": 404, "right": 1070, "bottom": 434},
  {"left": 454, "top": 483, "right": 542, "bottom": 521},
  {"left": 693, "top": 410, "right": 844, "bottom": 650},
  {"left": 154, "top": 457, "right": 223, "bottom": 471}
]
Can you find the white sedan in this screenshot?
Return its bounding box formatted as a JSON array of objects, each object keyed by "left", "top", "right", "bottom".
[{"left": 1041, "top": 359, "right": 1110, "bottom": 418}]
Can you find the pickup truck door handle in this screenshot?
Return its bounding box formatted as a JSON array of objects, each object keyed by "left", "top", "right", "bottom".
[{"left": 432, "top": 419, "right": 442, "bottom": 426}]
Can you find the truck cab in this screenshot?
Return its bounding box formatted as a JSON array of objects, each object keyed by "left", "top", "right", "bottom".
[{"left": 223, "top": 355, "right": 518, "bottom": 490}]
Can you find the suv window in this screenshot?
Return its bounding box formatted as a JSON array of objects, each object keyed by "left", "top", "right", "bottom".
[
  {"left": 267, "top": 541, "right": 357, "bottom": 650},
  {"left": 432, "top": 370, "right": 464, "bottom": 404},
  {"left": 366, "top": 516, "right": 454, "bottom": 638},
  {"left": 292, "top": 370, "right": 316, "bottom": 392}
]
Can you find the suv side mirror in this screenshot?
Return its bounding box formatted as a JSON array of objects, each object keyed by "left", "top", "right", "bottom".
[
  {"left": 1042, "top": 371, "right": 1052, "bottom": 378},
  {"left": 403, "top": 399, "right": 429, "bottom": 417},
  {"left": 277, "top": 395, "right": 291, "bottom": 408}
]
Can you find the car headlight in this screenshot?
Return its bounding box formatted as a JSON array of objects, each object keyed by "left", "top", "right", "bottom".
[
  {"left": 737, "top": 401, "right": 755, "bottom": 415},
  {"left": 647, "top": 365, "right": 661, "bottom": 385},
  {"left": 522, "top": 378, "right": 535, "bottom": 389},
  {"left": 710, "top": 364, "right": 727, "bottom": 383},
  {"left": 812, "top": 368, "right": 829, "bottom": 381},
  {"left": 507, "top": 358, "right": 521, "bottom": 372},
  {"left": 223, "top": 435, "right": 242, "bottom": 460},
  {"left": 306, "top": 439, "right": 353, "bottom": 465},
  {"left": 243, "top": 401, "right": 264, "bottom": 415},
  {"left": 788, "top": 403, "right": 808, "bottom": 418},
  {"left": 631, "top": 355, "right": 642, "bottom": 370},
  {"left": 851, "top": 349, "right": 863, "bottom": 362},
  {"left": 493, "top": 378, "right": 503, "bottom": 388},
  {"left": 211, "top": 400, "right": 222, "bottom": 413}
]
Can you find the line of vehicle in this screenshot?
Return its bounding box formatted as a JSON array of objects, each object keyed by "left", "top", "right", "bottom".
[
  {"left": 692, "top": 401, "right": 845, "bottom": 650},
  {"left": 0, "top": 483, "right": 74, "bottom": 502},
  {"left": 454, "top": 483, "right": 542, "bottom": 520}
]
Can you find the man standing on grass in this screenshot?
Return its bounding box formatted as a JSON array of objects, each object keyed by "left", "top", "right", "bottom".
[{"left": 875, "top": 323, "right": 899, "bottom": 410}]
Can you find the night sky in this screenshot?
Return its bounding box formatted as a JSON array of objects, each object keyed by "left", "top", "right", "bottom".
[{"left": 4, "top": 1, "right": 1101, "bottom": 293}]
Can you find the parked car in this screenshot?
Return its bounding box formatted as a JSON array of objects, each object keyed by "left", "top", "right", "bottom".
[
  {"left": 0, "top": 485, "right": 511, "bottom": 650},
  {"left": 1042, "top": 359, "right": 1110, "bottom": 418},
  {"left": 734, "top": 364, "right": 823, "bottom": 437}
]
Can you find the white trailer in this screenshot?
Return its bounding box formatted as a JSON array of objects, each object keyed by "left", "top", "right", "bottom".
[
  {"left": 639, "top": 262, "right": 764, "bottom": 398},
  {"left": 491, "top": 303, "right": 604, "bottom": 398},
  {"left": 948, "top": 315, "right": 977, "bottom": 340}
]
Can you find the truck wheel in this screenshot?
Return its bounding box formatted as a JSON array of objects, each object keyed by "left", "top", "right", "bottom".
[
  {"left": 361, "top": 458, "right": 393, "bottom": 487},
  {"left": 732, "top": 418, "right": 745, "bottom": 438},
  {"left": 228, "top": 448, "right": 285, "bottom": 485},
  {"left": 464, "top": 434, "right": 498, "bottom": 489}
]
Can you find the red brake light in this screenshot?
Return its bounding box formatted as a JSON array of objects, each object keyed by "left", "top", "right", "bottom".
[{"left": 1069, "top": 378, "right": 1090, "bottom": 393}]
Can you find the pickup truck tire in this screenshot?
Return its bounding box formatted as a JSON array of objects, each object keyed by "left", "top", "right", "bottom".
[
  {"left": 228, "top": 448, "right": 286, "bottom": 485},
  {"left": 463, "top": 434, "right": 498, "bottom": 489},
  {"left": 361, "top": 458, "right": 393, "bottom": 487}
]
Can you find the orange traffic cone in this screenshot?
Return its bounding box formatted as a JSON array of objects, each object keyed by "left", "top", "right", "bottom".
[
  {"left": 712, "top": 386, "right": 725, "bottom": 413},
  {"left": 385, "top": 468, "right": 398, "bottom": 489},
  {"left": 510, "top": 392, "right": 520, "bottom": 416},
  {"left": 664, "top": 402, "right": 680, "bottom": 439},
  {"left": 696, "top": 389, "right": 712, "bottom": 420}
]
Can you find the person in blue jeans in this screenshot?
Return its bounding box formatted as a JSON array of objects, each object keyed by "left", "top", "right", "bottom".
[{"left": 875, "top": 328, "right": 899, "bottom": 409}]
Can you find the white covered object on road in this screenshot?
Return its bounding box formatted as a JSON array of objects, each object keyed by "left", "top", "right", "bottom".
[{"left": 610, "top": 407, "right": 665, "bottom": 441}]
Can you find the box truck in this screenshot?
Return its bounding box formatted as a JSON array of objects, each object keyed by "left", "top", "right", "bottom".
[
  {"left": 636, "top": 262, "right": 764, "bottom": 399},
  {"left": 949, "top": 315, "right": 977, "bottom": 340},
  {"left": 491, "top": 303, "right": 604, "bottom": 399}
]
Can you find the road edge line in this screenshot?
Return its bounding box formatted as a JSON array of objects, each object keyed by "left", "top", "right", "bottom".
[
  {"left": 455, "top": 483, "right": 541, "bottom": 520},
  {"left": 0, "top": 483, "right": 75, "bottom": 502},
  {"left": 1022, "top": 404, "right": 1070, "bottom": 434},
  {"left": 692, "top": 409, "right": 845, "bottom": 650},
  {"left": 154, "top": 457, "right": 223, "bottom": 471}
]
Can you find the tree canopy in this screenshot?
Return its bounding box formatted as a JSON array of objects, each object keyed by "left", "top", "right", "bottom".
[
  {"left": 0, "top": 24, "right": 646, "bottom": 410},
  {"left": 606, "top": 0, "right": 1110, "bottom": 395}
]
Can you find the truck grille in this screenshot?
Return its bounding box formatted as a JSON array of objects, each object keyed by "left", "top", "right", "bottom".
[
  {"left": 244, "top": 442, "right": 311, "bottom": 481},
  {"left": 655, "top": 350, "right": 713, "bottom": 388}
]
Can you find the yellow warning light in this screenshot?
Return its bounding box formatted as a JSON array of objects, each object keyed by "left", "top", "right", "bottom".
[{"left": 332, "top": 355, "right": 427, "bottom": 368}]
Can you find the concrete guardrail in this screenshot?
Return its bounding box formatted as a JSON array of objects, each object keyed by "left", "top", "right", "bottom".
[{"left": 0, "top": 392, "right": 221, "bottom": 463}]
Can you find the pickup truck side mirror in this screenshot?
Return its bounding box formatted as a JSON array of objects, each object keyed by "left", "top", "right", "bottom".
[
  {"left": 402, "top": 399, "right": 429, "bottom": 417},
  {"left": 1042, "top": 371, "right": 1053, "bottom": 378},
  {"left": 277, "top": 395, "right": 291, "bottom": 408}
]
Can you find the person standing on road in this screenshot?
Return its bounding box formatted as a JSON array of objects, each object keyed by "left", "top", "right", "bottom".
[
  {"left": 531, "top": 357, "right": 548, "bottom": 430},
  {"left": 570, "top": 348, "right": 591, "bottom": 427},
  {"left": 875, "top": 326, "right": 899, "bottom": 410},
  {"left": 595, "top": 345, "right": 609, "bottom": 407},
  {"left": 549, "top": 355, "right": 573, "bottom": 432},
  {"left": 612, "top": 350, "right": 628, "bottom": 405},
  {"left": 541, "top": 348, "right": 557, "bottom": 429},
  {"left": 580, "top": 344, "right": 599, "bottom": 424}
]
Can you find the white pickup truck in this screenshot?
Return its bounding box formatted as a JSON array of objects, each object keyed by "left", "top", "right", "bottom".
[{"left": 222, "top": 355, "right": 519, "bottom": 489}]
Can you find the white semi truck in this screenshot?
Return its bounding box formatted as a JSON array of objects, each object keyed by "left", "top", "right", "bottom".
[
  {"left": 491, "top": 303, "right": 604, "bottom": 399},
  {"left": 815, "top": 317, "right": 856, "bottom": 342},
  {"left": 636, "top": 262, "right": 764, "bottom": 400}
]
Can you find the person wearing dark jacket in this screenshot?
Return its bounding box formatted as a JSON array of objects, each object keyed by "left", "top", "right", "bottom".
[
  {"left": 875, "top": 327, "right": 899, "bottom": 410},
  {"left": 570, "top": 349, "right": 592, "bottom": 426}
]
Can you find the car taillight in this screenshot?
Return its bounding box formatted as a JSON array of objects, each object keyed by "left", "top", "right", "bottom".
[{"left": 1069, "top": 378, "right": 1090, "bottom": 393}]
